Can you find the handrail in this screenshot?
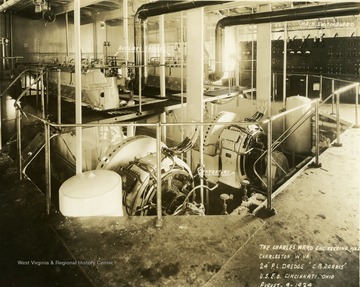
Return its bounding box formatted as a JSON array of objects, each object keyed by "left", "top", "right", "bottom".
[
  {"left": 252, "top": 80, "right": 359, "bottom": 212},
  {"left": 14, "top": 78, "right": 359, "bottom": 222},
  {"left": 253, "top": 101, "right": 315, "bottom": 188},
  {"left": 273, "top": 72, "right": 357, "bottom": 84},
  {"left": 14, "top": 70, "right": 46, "bottom": 109},
  {"left": 0, "top": 68, "right": 42, "bottom": 99}
]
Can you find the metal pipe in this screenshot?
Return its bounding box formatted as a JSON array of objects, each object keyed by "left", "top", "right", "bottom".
[
  {"left": 319, "top": 75, "right": 323, "bottom": 101},
  {"left": 74, "top": 0, "right": 83, "bottom": 175},
  {"left": 44, "top": 122, "right": 51, "bottom": 215},
  {"left": 0, "top": 90, "right": 2, "bottom": 150},
  {"left": 57, "top": 69, "right": 62, "bottom": 124},
  {"left": 266, "top": 118, "right": 273, "bottom": 210},
  {"left": 355, "top": 84, "right": 359, "bottom": 128},
  {"left": 214, "top": 3, "right": 360, "bottom": 80},
  {"left": 283, "top": 23, "right": 287, "bottom": 109},
  {"left": 0, "top": 69, "right": 34, "bottom": 99},
  {"left": 122, "top": 0, "right": 129, "bottom": 68},
  {"left": 334, "top": 92, "right": 342, "bottom": 147},
  {"left": 305, "top": 74, "right": 309, "bottom": 98},
  {"left": 41, "top": 70, "right": 45, "bottom": 118},
  {"left": 155, "top": 123, "right": 163, "bottom": 228},
  {"left": 331, "top": 79, "right": 335, "bottom": 114},
  {"left": 159, "top": 14, "right": 167, "bottom": 143},
  {"left": 65, "top": 12, "right": 69, "bottom": 57},
  {"left": 16, "top": 108, "right": 22, "bottom": 180},
  {"left": 313, "top": 100, "right": 321, "bottom": 166},
  {"left": 134, "top": 1, "right": 227, "bottom": 82}
]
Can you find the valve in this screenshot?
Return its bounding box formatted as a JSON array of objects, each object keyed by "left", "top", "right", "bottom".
[
  {"left": 241, "top": 179, "right": 251, "bottom": 202},
  {"left": 220, "top": 193, "right": 233, "bottom": 215}
]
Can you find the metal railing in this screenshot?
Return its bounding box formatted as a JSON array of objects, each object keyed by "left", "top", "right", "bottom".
[
  {"left": 11, "top": 73, "right": 359, "bottom": 226},
  {"left": 252, "top": 80, "right": 359, "bottom": 213}
]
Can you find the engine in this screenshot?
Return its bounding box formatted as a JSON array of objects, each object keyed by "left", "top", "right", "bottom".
[
  {"left": 217, "top": 124, "right": 266, "bottom": 188},
  {"left": 97, "top": 135, "right": 196, "bottom": 216},
  {"left": 193, "top": 111, "right": 269, "bottom": 189},
  {"left": 119, "top": 153, "right": 193, "bottom": 216}
]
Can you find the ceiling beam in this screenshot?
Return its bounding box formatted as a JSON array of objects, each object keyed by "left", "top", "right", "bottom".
[{"left": 53, "top": 0, "right": 119, "bottom": 15}]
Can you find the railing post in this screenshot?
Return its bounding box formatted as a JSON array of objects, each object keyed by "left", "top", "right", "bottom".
[
  {"left": 331, "top": 79, "right": 335, "bottom": 115},
  {"left": 309, "top": 100, "right": 322, "bottom": 168},
  {"left": 305, "top": 74, "right": 309, "bottom": 98},
  {"left": 266, "top": 118, "right": 273, "bottom": 211},
  {"left": 155, "top": 122, "right": 163, "bottom": 228},
  {"left": 16, "top": 108, "right": 22, "bottom": 180},
  {"left": 333, "top": 92, "right": 342, "bottom": 147},
  {"left": 0, "top": 91, "right": 2, "bottom": 150},
  {"left": 355, "top": 84, "right": 359, "bottom": 128},
  {"left": 44, "top": 122, "right": 52, "bottom": 215},
  {"left": 319, "top": 75, "right": 323, "bottom": 101},
  {"left": 57, "top": 69, "right": 62, "bottom": 125},
  {"left": 40, "top": 69, "right": 45, "bottom": 118}
]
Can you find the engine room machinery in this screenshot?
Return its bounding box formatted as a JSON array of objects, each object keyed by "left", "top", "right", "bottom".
[
  {"left": 96, "top": 134, "right": 200, "bottom": 216},
  {"left": 193, "top": 111, "right": 272, "bottom": 190},
  {"left": 53, "top": 110, "right": 287, "bottom": 217}
]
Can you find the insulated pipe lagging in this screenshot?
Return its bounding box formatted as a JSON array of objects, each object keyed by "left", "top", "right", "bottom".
[
  {"left": 214, "top": 2, "right": 360, "bottom": 80},
  {"left": 134, "top": 1, "right": 229, "bottom": 85},
  {"left": 136, "top": 1, "right": 222, "bottom": 20}
]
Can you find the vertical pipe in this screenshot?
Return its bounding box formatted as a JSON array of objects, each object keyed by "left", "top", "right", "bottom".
[
  {"left": 282, "top": 23, "right": 287, "bottom": 137},
  {"left": 355, "top": 84, "right": 359, "bottom": 128},
  {"left": 272, "top": 72, "right": 275, "bottom": 101},
  {"left": 334, "top": 92, "right": 342, "bottom": 147},
  {"left": 65, "top": 12, "right": 69, "bottom": 58},
  {"left": 250, "top": 13, "right": 254, "bottom": 102},
  {"left": 235, "top": 26, "right": 240, "bottom": 87},
  {"left": 331, "top": 79, "right": 335, "bottom": 114},
  {"left": 57, "top": 69, "right": 62, "bottom": 124},
  {"left": 155, "top": 123, "right": 163, "bottom": 228},
  {"left": 266, "top": 118, "right": 273, "bottom": 210},
  {"left": 138, "top": 58, "right": 142, "bottom": 114},
  {"left": 41, "top": 70, "right": 45, "bottom": 118},
  {"left": 159, "top": 14, "right": 167, "bottom": 143},
  {"left": 93, "top": 22, "right": 98, "bottom": 60},
  {"left": 187, "top": 8, "right": 204, "bottom": 205},
  {"left": 123, "top": 0, "right": 129, "bottom": 66},
  {"left": 74, "top": 0, "right": 83, "bottom": 174},
  {"left": 180, "top": 12, "right": 184, "bottom": 146},
  {"left": 46, "top": 69, "right": 49, "bottom": 112},
  {"left": 10, "top": 14, "right": 14, "bottom": 72},
  {"left": 16, "top": 108, "right": 22, "bottom": 180},
  {"left": 314, "top": 100, "right": 320, "bottom": 165},
  {"left": 251, "top": 40, "right": 255, "bottom": 100},
  {"left": 0, "top": 92, "right": 2, "bottom": 150},
  {"left": 305, "top": 74, "right": 309, "bottom": 98},
  {"left": 44, "top": 122, "right": 51, "bottom": 215},
  {"left": 319, "top": 75, "right": 323, "bottom": 101}
]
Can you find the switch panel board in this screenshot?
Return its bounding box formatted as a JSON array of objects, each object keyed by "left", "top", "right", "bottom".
[
  {"left": 239, "top": 37, "right": 360, "bottom": 102},
  {"left": 271, "top": 36, "right": 360, "bottom": 76}
]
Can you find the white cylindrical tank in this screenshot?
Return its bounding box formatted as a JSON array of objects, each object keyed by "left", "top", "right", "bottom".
[
  {"left": 59, "top": 170, "right": 123, "bottom": 217},
  {"left": 285, "top": 95, "right": 312, "bottom": 153}
]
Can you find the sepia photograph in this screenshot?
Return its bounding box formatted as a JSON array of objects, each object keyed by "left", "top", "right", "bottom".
[{"left": 0, "top": 0, "right": 359, "bottom": 286}]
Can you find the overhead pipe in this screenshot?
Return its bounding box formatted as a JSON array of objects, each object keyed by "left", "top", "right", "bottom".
[
  {"left": 0, "top": 0, "right": 23, "bottom": 12},
  {"left": 134, "top": 1, "right": 228, "bottom": 85},
  {"left": 214, "top": 2, "right": 360, "bottom": 80}
]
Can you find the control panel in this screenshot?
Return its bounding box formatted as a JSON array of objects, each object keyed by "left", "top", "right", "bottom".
[{"left": 239, "top": 37, "right": 360, "bottom": 102}]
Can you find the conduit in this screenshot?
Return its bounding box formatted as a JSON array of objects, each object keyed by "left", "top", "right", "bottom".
[{"left": 214, "top": 2, "right": 360, "bottom": 80}]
